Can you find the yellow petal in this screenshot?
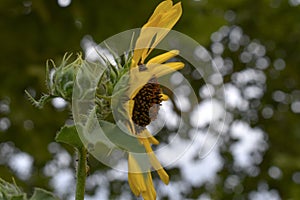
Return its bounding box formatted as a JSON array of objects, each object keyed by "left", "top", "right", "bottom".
[
  {"left": 130, "top": 58, "right": 137, "bottom": 69},
  {"left": 128, "top": 67, "right": 153, "bottom": 98},
  {"left": 128, "top": 154, "right": 147, "bottom": 195},
  {"left": 147, "top": 50, "right": 179, "bottom": 64},
  {"left": 131, "top": 1, "right": 182, "bottom": 66},
  {"left": 147, "top": 0, "right": 173, "bottom": 23},
  {"left": 151, "top": 2, "right": 182, "bottom": 29},
  {"left": 128, "top": 173, "right": 141, "bottom": 196},
  {"left": 147, "top": 62, "right": 184, "bottom": 77},
  {"left": 161, "top": 93, "right": 169, "bottom": 101},
  {"left": 140, "top": 138, "right": 170, "bottom": 185},
  {"left": 140, "top": 2, "right": 182, "bottom": 61},
  {"left": 144, "top": 2, "right": 182, "bottom": 30},
  {"left": 141, "top": 172, "right": 156, "bottom": 200},
  {"left": 131, "top": 0, "right": 173, "bottom": 66},
  {"left": 128, "top": 99, "right": 134, "bottom": 124},
  {"left": 131, "top": 28, "right": 169, "bottom": 66},
  {"left": 140, "top": 129, "right": 159, "bottom": 145},
  {"left": 156, "top": 168, "right": 169, "bottom": 185}
]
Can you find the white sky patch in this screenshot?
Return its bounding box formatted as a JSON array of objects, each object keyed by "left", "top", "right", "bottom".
[
  {"left": 159, "top": 100, "right": 181, "bottom": 130},
  {"left": 8, "top": 152, "right": 33, "bottom": 180},
  {"left": 230, "top": 121, "right": 267, "bottom": 169},
  {"left": 106, "top": 159, "right": 128, "bottom": 181},
  {"left": 243, "top": 85, "right": 264, "bottom": 99},
  {"left": 50, "top": 169, "right": 75, "bottom": 196},
  {"left": 81, "top": 35, "right": 117, "bottom": 66},
  {"left": 43, "top": 148, "right": 72, "bottom": 177},
  {"left": 84, "top": 172, "right": 109, "bottom": 200},
  {"left": 247, "top": 42, "right": 266, "bottom": 57},
  {"left": 194, "top": 45, "right": 211, "bottom": 62},
  {"left": 190, "top": 99, "right": 225, "bottom": 128},
  {"left": 173, "top": 84, "right": 192, "bottom": 112},
  {"left": 174, "top": 84, "right": 192, "bottom": 96},
  {"left": 224, "top": 83, "right": 248, "bottom": 110},
  {"left": 199, "top": 84, "right": 215, "bottom": 99},
  {"left": 249, "top": 183, "right": 281, "bottom": 200},
  {"left": 224, "top": 84, "right": 242, "bottom": 107},
  {"left": 180, "top": 130, "right": 222, "bottom": 186},
  {"left": 232, "top": 68, "right": 266, "bottom": 85},
  {"left": 208, "top": 73, "right": 223, "bottom": 85},
  {"left": 83, "top": 187, "right": 110, "bottom": 200},
  {"left": 174, "top": 94, "right": 191, "bottom": 112},
  {"left": 147, "top": 108, "right": 166, "bottom": 136},
  {"left": 158, "top": 181, "right": 191, "bottom": 200},
  {"left": 157, "top": 130, "right": 223, "bottom": 187},
  {"left": 289, "top": 0, "right": 300, "bottom": 7},
  {"left": 156, "top": 133, "right": 191, "bottom": 166},
  {"left": 56, "top": 150, "right": 72, "bottom": 167},
  {"left": 170, "top": 72, "right": 184, "bottom": 86}
]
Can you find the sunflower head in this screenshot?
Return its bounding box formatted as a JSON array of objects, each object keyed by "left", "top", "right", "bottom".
[
  {"left": 119, "top": 0, "right": 184, "bottom": 200},
  {"left": 131, "top": 77, "right": 162, "bottom": 132}
]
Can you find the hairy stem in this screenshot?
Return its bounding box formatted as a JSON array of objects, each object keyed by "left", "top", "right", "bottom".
[{"left": 75, "top": 147, "right": 87, "bottom": 200}]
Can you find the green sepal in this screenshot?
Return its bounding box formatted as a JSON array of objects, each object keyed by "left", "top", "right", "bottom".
[
  {"left": 0, "top": 178, "right": 26, "bottom": 200},
  {"left": 29, "top": 188, "right": 59, "bottom": 200},
  {"left": 55, "top": 125, "right": 83, "bottom": 149},
  {"left": 99, "top": 120, "right": 146, "bottom": 153},
  {"left": 0, "top": 179, "right": 58, "bottom": 200},
  {"left": 24, "top": 91, "right": 53, "bottom": 109}
]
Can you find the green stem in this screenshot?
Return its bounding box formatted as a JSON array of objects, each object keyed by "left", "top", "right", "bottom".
[{"left": 75, "top": 147, "right": 87, "bottom": 200}]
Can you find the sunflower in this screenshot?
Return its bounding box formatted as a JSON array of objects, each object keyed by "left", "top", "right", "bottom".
[{"left": 124, "top": 1, "right": 184, "bottom": 199}]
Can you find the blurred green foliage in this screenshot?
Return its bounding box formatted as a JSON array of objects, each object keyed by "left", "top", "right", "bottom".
[{"left": 0, "top": 0, "right": 300, "bottom": 199}]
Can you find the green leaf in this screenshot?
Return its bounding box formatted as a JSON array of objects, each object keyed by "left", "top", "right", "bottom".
[
  {"left": 55, "top": 125, "right": 83, "bottom": 149},
  {"left": 29, "top": 188, "right": 59, "bottom": 200}
]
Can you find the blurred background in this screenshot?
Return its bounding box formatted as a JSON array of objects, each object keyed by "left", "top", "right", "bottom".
[{"left": 1, "top": 0, "right": 300, "bottom": 199}]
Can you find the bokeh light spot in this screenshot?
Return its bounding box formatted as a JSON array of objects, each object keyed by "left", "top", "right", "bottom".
[
  {"left": 57, "top": 0, "right": 71, "bottom": 7},
  {"left": 291, "top": 101, "right": 300, "bottom": 113}
]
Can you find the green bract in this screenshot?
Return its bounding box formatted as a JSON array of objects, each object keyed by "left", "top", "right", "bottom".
[{"left": 25, "top": 49, "right": 132, "bottom": 121}]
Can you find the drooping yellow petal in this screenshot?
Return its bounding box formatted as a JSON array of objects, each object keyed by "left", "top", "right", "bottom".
[
  {"left": 157, "top": 169, "right": 169, "bottom": 185},
  {"left": 128, "top": 154, "right": 158, "bottom": 200},
  {"left": 128, "top": 154, "right": 147, "bottom": 195},
  {"left": 140, "top": 138, "right": 170, "bottom": 185},
  {"left": 147, "top": 50, "right": 179, "bottom": 65},
  {"left": 141, "top": 172, "right": 156, "bottom": 200},
  {"left": 140, "top": 129, "right": 159, "bottom": 145},
  {"left": 128, "top": 173, "right": 142, "bottom": 196}
]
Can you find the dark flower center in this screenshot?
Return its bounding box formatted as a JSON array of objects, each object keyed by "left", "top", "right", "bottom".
[{"left": 132, "top": 81, "right": 162, "bottom": 131}]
